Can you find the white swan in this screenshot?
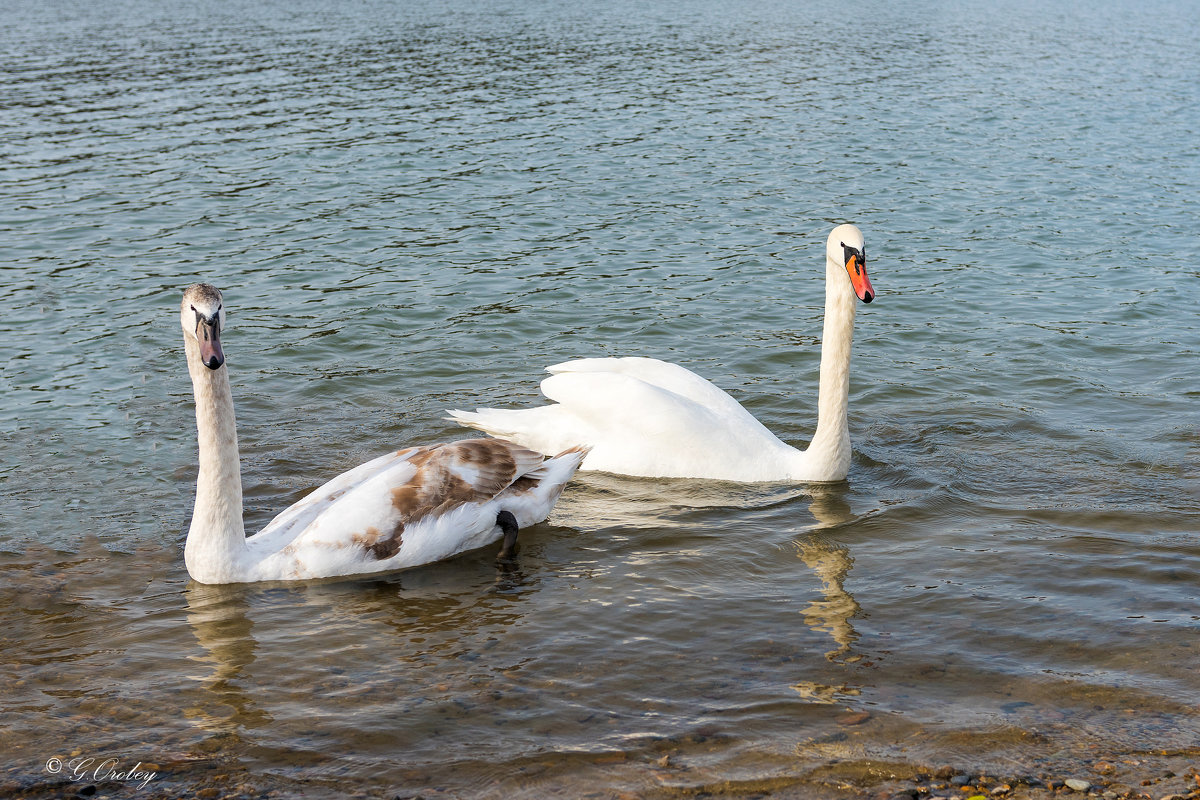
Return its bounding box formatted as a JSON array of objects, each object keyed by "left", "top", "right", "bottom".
[
  {"left": 448, "top": 224, "right": 874, "bottom": 483},
  {"left": 180, "top": 283, "right": 586, "bottom": 584}
]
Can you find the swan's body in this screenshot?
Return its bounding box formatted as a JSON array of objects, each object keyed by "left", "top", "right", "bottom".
[
  {"left": 180, "top": 283, "right": 585, "bottom": 584},
  {"left": 449, "top": 224, "right": 874, "bottom": 483}
]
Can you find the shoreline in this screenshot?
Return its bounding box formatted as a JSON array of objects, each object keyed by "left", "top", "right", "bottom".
[{"left": 4, "top": 747, "right": 1198, "bottom": 800}]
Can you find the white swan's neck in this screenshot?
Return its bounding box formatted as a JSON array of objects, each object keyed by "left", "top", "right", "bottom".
[
  {"left": 184, "top": 337, "right": 248, "bottom": 583},
  {"left": 786, "top": 256, "right": 856, "bottom": 481}
]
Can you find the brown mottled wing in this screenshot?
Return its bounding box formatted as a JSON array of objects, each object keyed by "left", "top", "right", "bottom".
[{"left": 389, "top": 439, "right": 546, "bottom": 523}]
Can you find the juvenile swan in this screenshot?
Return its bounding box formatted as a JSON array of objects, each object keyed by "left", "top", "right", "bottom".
[
  {"left": 449, "top": 224, "right": 875, "bottom": 483},
  {"left": 181, "top": 283, "right": 585, "bottom": 584}
]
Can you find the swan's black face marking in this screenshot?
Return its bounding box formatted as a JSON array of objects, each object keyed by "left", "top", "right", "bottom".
[{"left": 841, "top": 242, "right": 866, "bottom": 274}]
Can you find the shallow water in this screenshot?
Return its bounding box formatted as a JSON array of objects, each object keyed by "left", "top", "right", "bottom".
[{"left": 2, "top": 0, "right": 1198, "bottom": 796}]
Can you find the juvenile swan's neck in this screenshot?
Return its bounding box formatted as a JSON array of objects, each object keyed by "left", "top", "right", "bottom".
[
  {"left": 184, "top": 336, "right": 247, "bottom": 582},
  {"left": 792, "top": 257, "right": 857, "bottom": 480}
]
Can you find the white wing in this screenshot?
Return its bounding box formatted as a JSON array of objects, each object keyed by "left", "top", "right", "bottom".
[
  {"left": 546, "top": 357, "right": 753, "bottom": 420},
  {"left": 449, "top": 359, "right": 794, "bottom": 480},
  {"left": 245, "top": 439, "right": 580, "bottom": 580},
  {"left": 251, "top": 448, "right": 420, "bottom": 547}
]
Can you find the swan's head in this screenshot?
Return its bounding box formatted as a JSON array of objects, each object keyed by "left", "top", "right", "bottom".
[
  {"left": 827, "top": 224, "right": 875, "bottom": 304},
  {"left": 181, "top": 283, "right": 226, "bottom": 370}
]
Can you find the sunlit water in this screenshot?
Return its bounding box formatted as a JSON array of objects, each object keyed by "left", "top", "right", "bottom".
[{"left": 2, "top": 0, "right": 1198, "bottom": 796}]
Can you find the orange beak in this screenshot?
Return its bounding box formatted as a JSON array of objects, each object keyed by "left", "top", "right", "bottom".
[{"left": 846, "top": 254, "right": 875, "bottom": 303}]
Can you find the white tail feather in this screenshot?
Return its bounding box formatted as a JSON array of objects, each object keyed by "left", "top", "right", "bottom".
[
  {"left": 445, "top": 408, "right": 510, "bottom": 439},
  {"left": 445, "top": 406, "right": 580, "bottom": 458}
]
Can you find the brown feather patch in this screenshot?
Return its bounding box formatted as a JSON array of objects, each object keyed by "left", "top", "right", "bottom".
[
  {"left": 393, "top": 442, "right": 539, "bottom": 517},
  {"left": 354, "top": 525, "right": 404, "bottom": 561},
  {"left": 355, "top": 440, "right": 545, "bottom": 561},
  {"left": 507, "top": 475, "right": 540, "bottom": 494}
]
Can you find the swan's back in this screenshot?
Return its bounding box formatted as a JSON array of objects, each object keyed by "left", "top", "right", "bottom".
[
  {"left": 451, "top": 358, "right": 795, "bottom": 481},
  {"left": 546, "top": 357, "right": 769, "bottom": 420},
  {"left": 245, "top": 439, "right": 581, "bottom": 580}
]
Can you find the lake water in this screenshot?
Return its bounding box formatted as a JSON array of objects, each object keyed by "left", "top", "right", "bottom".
[{"left": 2, "top": 0, "right": 1198, "bottom": 796}]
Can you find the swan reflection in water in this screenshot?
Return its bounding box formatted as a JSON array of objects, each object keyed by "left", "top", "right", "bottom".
[
  {"left": 794, "top": 485, "right": 862, "bottom": 663},
  {"left": 183, "top": 563, "right": 536, "bottom": 740},
  {"left": 183, "top": 582, "right": 271, "bottom": 738},
  {"left": 553, "top": 472, "right": 863, "bottom": 662}
]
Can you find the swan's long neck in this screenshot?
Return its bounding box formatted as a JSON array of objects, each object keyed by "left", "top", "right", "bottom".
[
  {"left": 791, "top": 257, "right": 857, "bottom": 480},
  {"left": 184, "top": 336, "right": 248, "bottom": 582}
]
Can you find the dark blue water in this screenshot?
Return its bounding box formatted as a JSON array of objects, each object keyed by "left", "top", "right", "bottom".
[{"left": 2, "top": 0, "right": 1198, "bottom": 796}]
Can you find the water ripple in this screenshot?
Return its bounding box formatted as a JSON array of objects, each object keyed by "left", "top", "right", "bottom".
[{"left": 2, "top": 0, "right": 1198, "bottom": 794}]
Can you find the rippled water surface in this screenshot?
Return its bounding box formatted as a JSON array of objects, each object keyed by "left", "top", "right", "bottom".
[{"left": 2, "top": 0, "right": 1198, "bottom": 796}]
